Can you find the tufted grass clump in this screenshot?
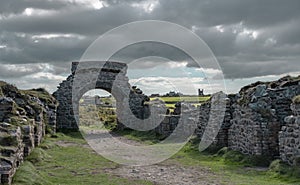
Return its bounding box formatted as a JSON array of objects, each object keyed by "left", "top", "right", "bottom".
[
  {"left": 268, "top": 159, "right": 300, "bottom": 179},
  {"left": 13, "top": 161, "right": 51, "bottom": 185},
  {"left": 26, "top": 148, "right": 51, "bottom": 163},
  {"left": 214, "top": 147, "right": 272, "bottom": 167}
]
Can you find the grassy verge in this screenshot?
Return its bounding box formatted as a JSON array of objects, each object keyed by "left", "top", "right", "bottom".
[
  {"left": 115, "top": 130, "right": 300, "bottom": 185},
  {"left": 113, "top": 129, "right": 163, "bottom": 145},
  {"left": 14, "top": 130, "right": 300, "bottom": 185},
  {"left": 13, "top": 132, "right": 153, "bottom": 185},
  {"left": 170, "top": 139, "right": 300, "bottom": 185}
]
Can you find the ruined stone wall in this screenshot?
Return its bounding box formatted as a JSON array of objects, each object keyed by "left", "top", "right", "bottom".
[
  {"left": 154, "top": 102, "right": 197, "bottom": 138},
  {"left": 228, "top": 77, "right": 300, "bottom": 157},
  {"left": 154, "top": 115, "right": 179, "bottom": 137},
  {"left": 53, "top": 62, "right": 300, "bottom": 167},
  {"left": 154, "top": 92, "right": 231, "bottom": 145},
  {"left": 279, "top": 101, "right": 300, "bottom": 165},
  {"left": 194, "top": 93, "right": 234, "bottom": 148},
  {"left": 53, "top": 61, "right": 150, "bottom": 131},
  {"left": 0, "top": 82, "right": 57, "bottom": 184}
]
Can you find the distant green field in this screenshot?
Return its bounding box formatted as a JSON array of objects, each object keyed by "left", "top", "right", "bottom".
[
  {"left": 150, "top": 96, "right": 210, "bottom": 103},
  {"left": 99, "top": 96, "right": 210, "bottom": 103}
]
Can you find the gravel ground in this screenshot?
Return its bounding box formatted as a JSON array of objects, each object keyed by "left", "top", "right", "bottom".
[{"left": 83, "top": 129, "right": 225, "bottom": 185}]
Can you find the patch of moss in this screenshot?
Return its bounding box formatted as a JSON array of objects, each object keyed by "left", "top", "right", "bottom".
[
  {"left": 0, "top": 81, "right": 7, "bottom": 87},
  {"left": 268, "top": 159, "right": 300, "bottom": 178},
  {"left": 0, "top": 88, "right": 3, "bottom": 97},
  {"left": 292, "top": 95, "right": 300, "bottom": 104},
  {"left": 214, "top": 147, "right": 272, "bottom": 167},
  {"left": 9, "top": 116, "right": 27, "bottom": 126},
  {"left": 21, "top": 89, "right": 57, "bottom": 106},
  {"left": 290, "top": 75, "right": 300, "bottom": 81},
  {"left": 0, "top": 82, "right": 19, "bottom": 96}
]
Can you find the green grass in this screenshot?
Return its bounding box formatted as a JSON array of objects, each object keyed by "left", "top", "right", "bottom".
[
  {"left": 14, "top": 131, "right": 300, "bottom": 185},
  {"left": 168, "top": 139, "right": 300, "bottom": 185},
  {"left": 165, "top": 103, "right": 176, "bottom": 108},
  {"left": 114, "top": 129, "right": 163, "bottom": 144},
  {"left": 114, "top": 131, "right": 300, "bottom": 185},
  {"left": 13, "top": 133, "right": 153, "bottom": 185},
  {"left": 151, "top": 96, "right": 210, "bottom": 111},
  {"left": 151, "top": 96, "right": 210, "bottom": 103},
  {"left": 13, "top": 161, "right": 51, "bottom": 185},
  {"left": 99, "top": 97, "right": 116, "bottom": 105}
]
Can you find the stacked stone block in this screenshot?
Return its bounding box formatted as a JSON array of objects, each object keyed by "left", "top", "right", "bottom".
[
  {"left": 279, "top": 102, "right": 300, "bottom": 165},
  {"left": 228, "top": 77, "right": 300, "bottom": 157},
  {"left": 0, "top": 82, "right": 57, "bottom": 184},
  {"left": 53, "top": 61, "right": 150, "bottom": 131}
]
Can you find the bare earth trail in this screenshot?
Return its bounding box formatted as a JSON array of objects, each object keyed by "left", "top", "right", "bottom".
[{"left": 75, "top": 130, "right": 225, "bottom": 185}]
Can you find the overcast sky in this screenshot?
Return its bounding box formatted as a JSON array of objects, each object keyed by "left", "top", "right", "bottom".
[{"left": 0, "top": 0, "right": 299, "bottom": 95}]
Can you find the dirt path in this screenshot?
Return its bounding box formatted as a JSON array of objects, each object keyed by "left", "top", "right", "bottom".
[
  {"left": 105, "top": 163, "right": 222, "bottom": 185},
  {"left": 77, "top": 130, "right": 225, "bottom": 185}
]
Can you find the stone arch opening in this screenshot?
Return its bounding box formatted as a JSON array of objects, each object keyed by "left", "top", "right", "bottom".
[
  {"left": 79, "top": 89, "right": 117, "bottom": 130},
  {"left": 53, "top": 61, "right": 150, "bottom": 131}
]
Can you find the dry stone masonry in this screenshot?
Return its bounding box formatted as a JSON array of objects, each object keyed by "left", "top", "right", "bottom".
[
  {"left": 1, "top": 63, "right": 299, "bottom": 184},
  {"left": 53, "top": 61, "right": 150, "bottom": 131},
  {"left": 0, "top": 82, "right": 57, "bottom": 184},
  {"left": 30, "top": 63, "right": 300, "bottom": 170},
  {"left": 228, "top": 76, "right": 300, "bottom": 158},
  {"left": 279, "top": 97, "right": 300, "bottom": 165},
  {"left": 150, "top": 76, "right": 300, "bottom": 166}
]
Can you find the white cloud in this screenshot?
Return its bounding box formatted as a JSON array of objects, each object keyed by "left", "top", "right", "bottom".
[
  {"left": 131, "top": 0, "right": 159, "bottom": 13},
  {"left": 129, "top": 76, "right": 224, "bottom": 95},
  {"left": 22, "top": 8, "right": 56, "bottom": 16},
  {"left": 167, "top": 61, "right": 188, "bottom": 68},
  {"left": 195, "top": 68, "right": 223, "bottom": 79},
  {"left": 0, "top": 63, "right": 67, "bottom": 92},
  {"left": 31, "top": 33, "right": 85, "bottom": 40},
  {"left": 31, "top": 72, "right": 65, "bottom": 81},
  {"left": 215, "top": 25, "right": 224, "bottom": 33}
]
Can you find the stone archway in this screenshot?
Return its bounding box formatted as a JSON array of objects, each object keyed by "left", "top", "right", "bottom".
[{"left": 53, "top": 61, "right": 149, "bottom": 131}]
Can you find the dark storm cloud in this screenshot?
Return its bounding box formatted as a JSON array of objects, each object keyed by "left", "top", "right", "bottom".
[
  {"left": 219, "top": 57, "right": 300, "bottom": 79},
  {"left": 0, "top": 32, "right": 93, "bottom": 64},
  {"left": 109, "top": 42, "right": 192, "bottom": 63},
  {"left": 0, "top": 4, "right": 143, "bottom": 35},
  {"left": 151, "top": 0, "right": 300, "bottom": 28},
  {"left": 0, "top": 0, "right": 299, "bottom": 80},
  {"left": 100, "top": 0, "right": 149, "bottom": 6}
]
